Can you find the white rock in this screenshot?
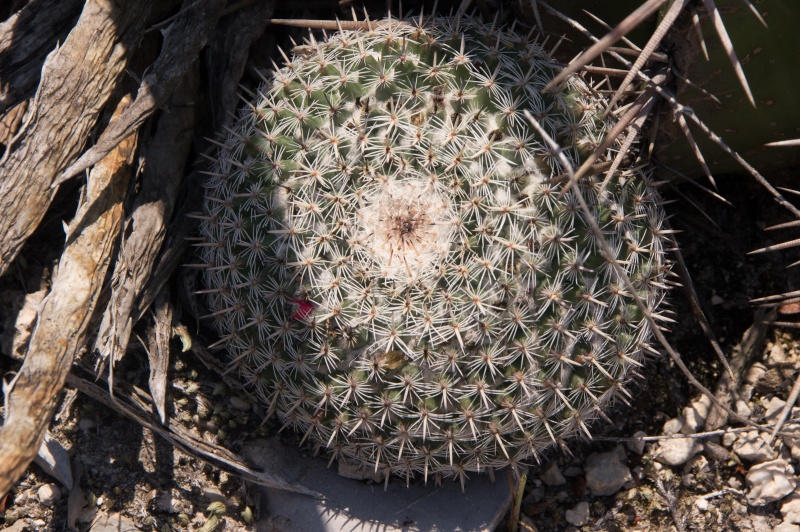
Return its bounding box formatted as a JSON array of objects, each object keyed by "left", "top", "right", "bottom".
[
  {"left": 585, "top": 446, "right": 632, "bottom": 497},
  {"left": 735, "top": 400, "right": 753, "bottom": 419},
  {"left": 770, "top": 343, "right": 788, "bottom": 364},
  {"left": 746, "top": 459, "right": 796, "bottom": 506},
  {"left": 744, "top": 363, "right": 768, "bottom": 386},
  {"left": 539, "top": 462, "right": 566, "bottom": 486},
  {"left": 694, "top": 497, "right": 709, "bottom": 511},
  {"left": 565, "top": 502, "right": 590, "bottom": 527},
  {"left": 662, "top": 417, "right": 684, "bottom": 436},
  {"left": 682, "top": 397, "right": 712, "bottom": 434},
  {"left": 782, "top": 493, "right": 800, "bottom": 524},
  {"left": 36, "top": 483, "right": 60, "bottom": 507},
  {"left": 654, "top": 438, "right": 703, "bottom": 467},
  {"left": 774, "top": 523, "right": 800, "bottom": 532},
  {"left": 784, "top": 431, "right": 800, "bottom": 462},
  {"left": 722, "top": 432, "right": 738, "bottom": 448},
  {"left": 766, "top": 397, "right": 789, "bottom": 423},
  {"left": 627, "top": 431, "right": 647, "bottom": 455},
  {"left": 733, "top": 431, "right": 776, "bottom": 463}
]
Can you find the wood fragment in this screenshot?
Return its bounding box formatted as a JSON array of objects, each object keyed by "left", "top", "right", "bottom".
[
  {"left": 56, "top": 0, "right": 226, "bottom": 185},
  {"left": 0, "top": 92, "right": 137, "bottom": 498},
  {"left": 0, "top": 100, "right": 28, "bottom": 148},
  {"left": 146, "top": 288, "right": 173, "bottom": 425},
  {"left": 94, "top": 65, "right": 199, "bottom": 377},
  {"left": 0, "top": 0, "right": 153, "bottom": 277},
  {"left": 0, "top": 0, "right": 83, "bottom": 113}
]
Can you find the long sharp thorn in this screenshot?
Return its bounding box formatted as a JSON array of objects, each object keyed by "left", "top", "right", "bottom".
[
  {"left": 603, "top": 0, "right": 688, "bottom": 118},
  {"left": 676, "top": 112, "right": 717, "bottom": 189},
  {"left": 529, "top": 0, "right": 544, "bottom": 33},
  {"left": 543, "top": 0, "right": 667, "bottom": 91},
  {"left": 582, "top": 10, "right": 641, "bottom": 51},
  {"left": 740, "top": 0, "right": 768, "bottom": 28},
  {"left": 765, "top": 220, "right": 800, "bottom": 231},
  {"left": 690, "top": 5, "right": 710, "bottom": 61},
  {"left": 766, "top": 139, "right": 800, "bottom": 148},
  {"left": 749, "top": 239, "right": 800, "bottom": 255},
  {"left": 703, "top": 0, "right": 756, "bottom": 107}
]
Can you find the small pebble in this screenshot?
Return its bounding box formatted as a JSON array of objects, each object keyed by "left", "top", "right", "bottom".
[
  {"left": 722, "top": 432, "right": 737, "bottom": 448},
  {"left": 654, "top": 438, "right": 703, "bottom": 467},
  {"left": 711, "top": 294, "right": 725, "bottom": 305},
  {"left": 585, "top": 446, "right": 632, "bottom": 497},
  {"left": 766, "top": 397, "right": 789, "bottom": 423},
  {"left": 156, "top": 489, "right": 183, "bottom": 514},
  {"left": 746, "top": 459, "right": 796, "bottom": 506},
  {"left": 565, "top": 501, "right": 590, "bottom": 527},
  {"left": 694, "top": 497, "right": 709, "bottom": 511},
  {"left": 36, "top": 483, "right": 60, "bottom": 507},
  {"left": 539, "top": 462, "right": 566, "bottom": 486},
  {"left": 681, "top": 396, "right": 712, "bottom": 435},
  {"left": 662, "top": 417, "right": 684, "bottom": 436},
  {"left": 733, "top": 431, "right": 776, "bottom": 463},
  {"left": 770, "top": 343, "right": 788, "bottom": 364},
  {"left": 704, "top": 441, "right": 731, "bottom": 461},
  {"left": 626, "top": 431, "right": 647, "bottom": 455}
]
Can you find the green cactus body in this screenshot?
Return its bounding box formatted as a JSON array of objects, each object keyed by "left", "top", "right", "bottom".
[{"left": 199, "top": 15, "right": 669, "bottom": 482}]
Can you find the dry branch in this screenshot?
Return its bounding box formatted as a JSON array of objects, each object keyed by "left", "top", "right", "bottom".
[
  {"left": 0, "top": 94, "right": 137, "bottom": 498},
  {"left": 64, "top": 372, "right": 321, "bottom": 497},
  {"left": 0, "top": 0, "right": 83, "bottom": 113},
  {"left": 206, "top": 0, "right": 273, "bottom": 130},
  {"left": 56, "top": 0, "right": 226, "bottom": 185},
  {"left": 0, "top": 0, "right": 153, "bottom": 277},
  {"left": 94, "top": 65, "right": 199, "bottom": 376},
  {"left": 131, "top": 0, "right": 275, "bottom": 323}
]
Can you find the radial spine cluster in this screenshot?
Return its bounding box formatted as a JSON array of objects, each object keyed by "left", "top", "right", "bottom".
[{"left": 199, "top": 14, "right": 670, "bottom": 484}]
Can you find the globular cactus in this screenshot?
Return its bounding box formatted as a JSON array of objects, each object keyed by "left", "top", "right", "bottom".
[{"left": 198, "top": 14, "right": 670, "bottom": 484}]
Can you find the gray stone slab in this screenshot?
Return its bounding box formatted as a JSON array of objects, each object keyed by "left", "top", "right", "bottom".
[{"left": 243, "top": 439, "right": 512, "bottom": 532}]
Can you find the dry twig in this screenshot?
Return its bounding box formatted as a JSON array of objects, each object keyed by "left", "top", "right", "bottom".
[{"left": 56, "top": 0, "right": 226, "bottom": 185}]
